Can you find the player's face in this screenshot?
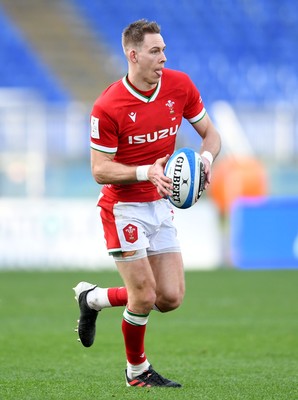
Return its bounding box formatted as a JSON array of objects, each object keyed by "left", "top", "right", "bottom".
[{"left": 136, "top": 33, "right": 167, "bottom": 86}]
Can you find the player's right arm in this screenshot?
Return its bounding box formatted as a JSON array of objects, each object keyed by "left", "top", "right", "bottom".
[
  {"left": 91, "top": 148, "right": 172, "bottom": 197},
  {"left": 91, "top": 148, "right": 136, "bottom": 184}
]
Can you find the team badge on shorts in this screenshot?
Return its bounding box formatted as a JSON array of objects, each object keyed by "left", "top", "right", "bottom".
[{"left": 123, "top": 224, "right": 138, "bottom": 243}]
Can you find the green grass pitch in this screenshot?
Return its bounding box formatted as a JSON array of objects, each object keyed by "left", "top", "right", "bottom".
[{"left": 0, "top": 269, "right": 297, "bottom": 399}]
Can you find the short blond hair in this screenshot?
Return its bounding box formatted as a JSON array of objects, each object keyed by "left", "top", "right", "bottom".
[{"left": 122, "top": 19, "right": 161, "bottom": 52}]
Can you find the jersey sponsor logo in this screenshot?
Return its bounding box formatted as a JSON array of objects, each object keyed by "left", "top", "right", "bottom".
[
  {"left": 91, "top": 116, "right": 100, "bottom": 139},
  {"left": 123, "top": 224, "right": 138, "bottom": 243},
  {"left": 128, "top": 124, "right": 179, "bottom": 144},
  {"left": 128, "top": 112, "right": 137, "bottom": 122}
]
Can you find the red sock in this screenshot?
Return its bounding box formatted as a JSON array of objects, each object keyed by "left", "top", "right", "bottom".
[
  {"left": 107, "top": 287, "right": 127, "bottom": 306},
  {"left": 122, "top": 318, "right": 147, "bottom": 365}
]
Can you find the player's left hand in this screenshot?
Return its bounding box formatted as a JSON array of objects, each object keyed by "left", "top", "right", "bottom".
[
  {"left": 148, "top": 154, "right": 173, "bottom": 197},
  {"left": 201, "top": 156, "right": 212, "bottom": 189}
]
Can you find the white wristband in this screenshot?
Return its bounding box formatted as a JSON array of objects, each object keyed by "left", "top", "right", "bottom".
[
  {"left": 136, "top": 165, "right": 150, "bottom": 181},
  {"left": 201, "top": 151, "right": 213, "bottom": 166}
]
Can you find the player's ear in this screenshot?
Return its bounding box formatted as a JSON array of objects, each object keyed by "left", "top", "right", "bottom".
[{"left": 129, "top": 50, "right": 138, "bottom": 63}]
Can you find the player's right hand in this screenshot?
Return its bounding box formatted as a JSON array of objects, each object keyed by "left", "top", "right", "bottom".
[{"left": 148, "top": 155, "right": 173, "bottom": 197}]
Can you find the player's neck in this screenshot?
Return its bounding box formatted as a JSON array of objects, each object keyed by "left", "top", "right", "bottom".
[{"left": 126, "top": 75, "right": 157, "bottom": 96}]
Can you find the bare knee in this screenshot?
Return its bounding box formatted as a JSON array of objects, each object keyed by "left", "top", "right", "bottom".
[
  {"left": 156, "top": 289, "right": 184, "bottom": 312},
  {"left": 128, "top": 284, "right": 157, "bottom": 314}
]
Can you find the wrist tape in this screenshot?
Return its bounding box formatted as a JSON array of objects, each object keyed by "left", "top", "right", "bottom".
[
  {"left": 201, "top": 151, "right": 213, "bottom": 165},
  {"left": 136, "top": 165, "right": 150, "bottom": 181}
]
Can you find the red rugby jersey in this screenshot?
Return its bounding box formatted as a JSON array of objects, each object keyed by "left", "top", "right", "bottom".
[{"left": 90, "top": 68, "right": 206, "bottom": 202}]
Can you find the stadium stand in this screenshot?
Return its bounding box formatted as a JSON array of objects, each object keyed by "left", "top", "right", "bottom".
[
  {"left": 0, "top": 0, "right": 298, "bottom": 105},
  {"left": 0, "top": 4, "right": 68, "bottom": 102},
  {"left": 0, "top": 0, "right": 119, "bottom": 103},
  {"left": 69, "top": 0, "right": 298, "bottom": 107}
]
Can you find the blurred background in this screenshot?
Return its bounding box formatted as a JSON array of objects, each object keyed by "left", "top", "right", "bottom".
[{"left": 0, "top": 0, "right": 297, "bottom": 270}]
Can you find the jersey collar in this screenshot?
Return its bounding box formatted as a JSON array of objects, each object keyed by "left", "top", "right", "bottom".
[{"left": 122, "top": 75, "right": 161, "bottom": 103}]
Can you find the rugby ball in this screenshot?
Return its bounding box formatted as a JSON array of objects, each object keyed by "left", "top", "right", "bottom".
[{"left": 164, "top": 147, "right": 205, "bottom": 209}]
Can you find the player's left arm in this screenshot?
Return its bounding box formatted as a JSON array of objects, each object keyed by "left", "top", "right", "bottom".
[{"left": 193, "top": 113, "right": 221, "bottom": 189}]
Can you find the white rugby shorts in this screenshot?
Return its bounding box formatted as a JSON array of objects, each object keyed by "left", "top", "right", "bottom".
[{"left": 98, "top": 195, "right": 181, "bottom": 255}]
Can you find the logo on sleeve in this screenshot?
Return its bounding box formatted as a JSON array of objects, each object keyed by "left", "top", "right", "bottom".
[{"left": 91, "top": 116, "right": 100, "bottom": 139}]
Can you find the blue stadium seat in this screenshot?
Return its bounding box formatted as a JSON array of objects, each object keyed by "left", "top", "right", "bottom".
[
  {"left": 1, "top": 1, "right": 298, "bottom": 105},
  {"left": 0, "top": 6, "right": 69, "bottom": 102},
  {"left": 69, "top": 0, "right": 298, "bottom": 106}
]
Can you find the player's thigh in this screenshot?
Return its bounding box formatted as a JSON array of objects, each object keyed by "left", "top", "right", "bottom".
[
  {"left": 149, "top": 252, "right": 185, "bottom": 310},
  {"left": 116, "top": 257, "right": 157, "bottom": 313}
]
